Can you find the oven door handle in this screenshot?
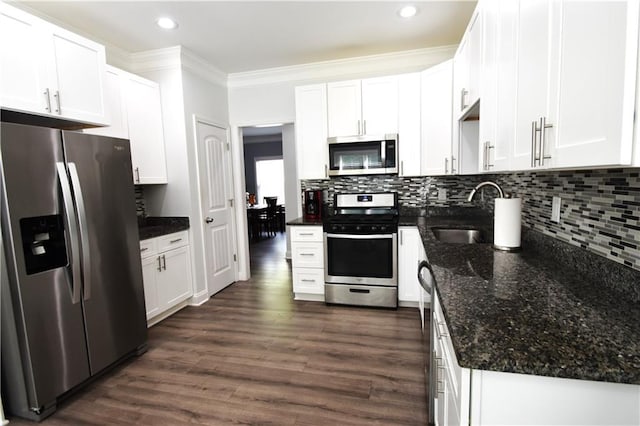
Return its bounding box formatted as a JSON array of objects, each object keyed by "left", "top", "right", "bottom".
[{"left": 325, "top": 233, "right": 394, "bottom": 239}]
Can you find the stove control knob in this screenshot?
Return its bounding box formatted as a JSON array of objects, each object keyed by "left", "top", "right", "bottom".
[
  {"left": 371, "top": 226, "right": 378, "bottom": 232},
  {"left": 379, "top": 226, "right": 387, "bottom": 232},
  {"left": 356, "top": 225, "right": 361, "bottom": 231}
]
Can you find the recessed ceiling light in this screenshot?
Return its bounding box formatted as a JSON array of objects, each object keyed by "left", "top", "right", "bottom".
[
  {"left": 398, "top": 5, "right": 418, "bottom": 19},
  {"left": 157, "top": 17, "right": 178, "bottom": 30}
]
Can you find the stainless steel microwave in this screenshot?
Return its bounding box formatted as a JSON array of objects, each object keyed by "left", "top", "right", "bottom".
[{"left": 327, "top": 134, "right": 398, "bottom": 176}]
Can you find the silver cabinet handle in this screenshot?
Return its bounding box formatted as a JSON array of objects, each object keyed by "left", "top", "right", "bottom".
[
  {"left": 400, "top": 160, "right": 404, "bottom": 176},
  {"left": 53, "top": 90, "right": 61, "bottom": 114},
  {"left": 451, "top": 156, "right": 456, "bottom": 174},
  {"left": 324, "top": 164, "right": 328, "bottom": 178},
  {"left": 68, "top": 163, "right": 91, "bottom": 301},
  {"left": 461, "top": 88, "right": 468, "bottom": 111},
  {"left": 170, "top": 238, "right": 182, "bottom": 244},
  {"left": 363, "top": 119, "right": 367, "bottom": 135},
  {"left": 56, "top": 162, "right": 82, "bottom": 304},
  {"left": 44, "top": 88, "right": 52, "bottom": 112},
  {"left": 299, "top": 253, "right": 315, "bottom": 256},
  {"left": 437, "top": 321, "right": 449, "bottom": 338},
  {"left": 300, "top": 279, "right": 316, "bottom": 283},
  {"left": 134, "top": 167, "right": 140, "bottom": 183},
  {"left": 540, "top": 116, "right": 553, "bottom": 166},
  {"left": 299, "top": 232, "right": 314, "bottom": 236},
  {"left": 205, "top": 217, "right": 214, "bottom": 223},
  {"left": 444, "top": 157, "right": 449, "bottom": 174},
  {"left": 140, "top": 247, "right": 148, "bottom": 252},
  {"left": 531, "top": 121, "right": 537, "bottom": 167},
  {"left": 157, "top": 256, "right": 162, "bottom": 272},
  {"left": 162, "top": 254, "right": 167, "bottom": 271},
  {"left": 485, "top": 141, "right": 494, "bottom": 170}
]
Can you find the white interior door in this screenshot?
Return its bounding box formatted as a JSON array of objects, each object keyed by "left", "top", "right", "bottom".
[{"left": 196, "top": 120, "right": 236, "bottom": 296}]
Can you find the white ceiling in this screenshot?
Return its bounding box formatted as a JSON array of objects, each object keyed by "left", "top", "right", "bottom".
[{"left": 18, "top": 1, "right": 477, "bottom": 74}]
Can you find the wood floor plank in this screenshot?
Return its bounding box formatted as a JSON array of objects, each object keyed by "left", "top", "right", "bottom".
[{"left": 6, "top": 233, "right": 428, "bottom": 425}]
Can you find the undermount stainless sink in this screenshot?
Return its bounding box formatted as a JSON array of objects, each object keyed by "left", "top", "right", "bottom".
[{"left": 431, "top": 227, "right": 488, "bottom": 244}]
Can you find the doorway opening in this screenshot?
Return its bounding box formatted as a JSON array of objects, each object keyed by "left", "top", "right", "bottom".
[{"left": 242, "top": 125, "right": 288, "bottom": 261}]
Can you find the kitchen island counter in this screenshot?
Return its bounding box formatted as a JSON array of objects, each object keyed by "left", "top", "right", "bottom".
[{"left": 406, "top": 211, "right": 640, "bottom": 385}]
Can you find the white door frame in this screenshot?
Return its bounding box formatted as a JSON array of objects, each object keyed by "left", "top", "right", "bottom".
[{"left": 192, "top": 115, "right": 239, "bottom": 295}]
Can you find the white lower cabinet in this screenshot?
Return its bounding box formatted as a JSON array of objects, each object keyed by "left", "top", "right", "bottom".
[
  {"left": 398, "top": 227, "right": 423, "bottom": 305},
  {"left": 432, "top": 291, "right": 640, "bottom": 426},
  {"left": 139, "top": 231, "right": 193, "bottom": 326},
  {"left": 290, "top": 225, "right": 324, "bottom": 301}
]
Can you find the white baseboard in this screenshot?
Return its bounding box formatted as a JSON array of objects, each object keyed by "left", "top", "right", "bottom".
[{"left": 189, "top": 289, "right": 210, "bottom": 306}]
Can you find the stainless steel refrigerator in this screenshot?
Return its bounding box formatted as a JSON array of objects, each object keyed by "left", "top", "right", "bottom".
[{"left": 0, "top": 122, "right": 147, "bottom": 421}]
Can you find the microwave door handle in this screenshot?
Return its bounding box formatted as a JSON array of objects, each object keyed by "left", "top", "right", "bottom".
[{"left": 56, "top": 162, "right": 82, "bottom": 304}]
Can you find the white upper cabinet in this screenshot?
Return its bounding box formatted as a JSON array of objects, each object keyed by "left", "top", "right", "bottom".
[
  {"left": 85, "top": 66, "right": 167, "bottom": 185},
  {"left": 125, "top": 73, "right": 167, "bottom": 184},
  {"left": 295, "top": 84, "right": 329, "bottom": 180},
  {"left": 549, "top": 0, "right": 638, "bottom": 168},
  {"left": 421, "top": 60, "right": 454, "bottom": 176},
  {"left": 361, "top": 76, "right": 399, "bottom": 135},
  {"left": 84, "top": 66, "right": 128, "bottom": 139},
  {"left": 479, "top": 0, "right": 517, "bottom": 172},
  {"left": 327, "top": 76, "right": 399, "bottom": 137},
  {"left": 327, "top": 80, "right": 361, "bottom": 137},
  {"left": 510, "top": 0, "right": 639, "bottom": 170},
  {"left": 398, "top": 73, "right": 422, "bottom": 176},
  {"left": 454, "top": 8, "right": 483, "bottom": 118},
  {"left": 0, "top": 2, "right": 106, "bottom": 126}
]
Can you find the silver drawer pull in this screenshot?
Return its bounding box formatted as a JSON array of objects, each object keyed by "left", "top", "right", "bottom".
[
  {"left": 140, "top": 247, "right": 148, "bottom": 252},
  {"left": 300, "top": 279, "right": 316, "bottom": 282},
  {"left": 170, "top": 238, "right": 182, "bottom": 244},
  {"left": 299, "top": 232, "right": 314, "bottom": 236},
  {"left": 299, "top": 253, "right": 314, "bottom": 256}
]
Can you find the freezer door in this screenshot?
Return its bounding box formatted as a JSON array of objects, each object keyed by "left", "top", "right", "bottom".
[
  {"left": 62, "top": 132, "right": 147, "bottom": 374},
  {"left": 0, "top": 123, "right": 90, "bottom": 410}
]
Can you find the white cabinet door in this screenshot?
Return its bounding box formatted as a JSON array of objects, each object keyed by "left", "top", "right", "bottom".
[
  {"left": 550, "top": 0, "right": 638, "bottom": 168},
  {"left": 398, "top": 73, "right": 422, "bottom": 176},
  {"left": 512, "top": 0, "right": 553, "bottom": 170},
  {"left": 125, "top": 74, "right": 167, "bottom": 184},
  {"left": 158, "top": 245, "right": 192, "bottom": 308},
  {"left": 361, "top": 76, "right": 399, "bottom": 135},
  {"left": 421, "top": 60, "right": 454, "bottom": 176},
  {"left": 0, "top": 4, "right": 48, "bottom": 114},
  {"left": 47, "top": 24, "right": 106, "bottom": 124},
  {"left": 480, "top": 0, "right": 517, "bottom": 173},
  {"left": 141, "top": 255, "right": 161, "bottom": 320},
  {"left": 0, "top": 2, "right": 106, "bottom": 125},
  {"left": 83, "top": 66, "right": 128, "bottom": 139},
  {"left": 327, "top": 80, "right": 361, "bottom": 137},
  {"left": 398, "top": 227, "right": 421, "bottom": 303},
  {"left": 294, "top": 84, "right": 329, "bottom": 179}
]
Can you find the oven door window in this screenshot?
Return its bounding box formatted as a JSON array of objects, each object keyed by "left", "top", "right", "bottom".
[
  {"left": 326, "top": 234, "right": 393, "bottom": 278},
  {"left": 328, "top": 142, "right": 384, "bottom": 172}
]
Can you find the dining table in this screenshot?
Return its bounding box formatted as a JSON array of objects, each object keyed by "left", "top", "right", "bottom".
[{"left": 246, "top": 203, "right": 284, "bottom": 240}]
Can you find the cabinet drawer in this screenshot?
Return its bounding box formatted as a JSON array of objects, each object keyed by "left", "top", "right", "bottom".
[
  {"left": 292, "top": 268, "right": 324, "bottom": 295},
  {"left": 156, "top": 231, "right": 189, "bottom": 252},
  {"left": 291, "top": 243, "right": 324, "bottom": 268},
  {"left": 139, "top": 239, "right": 157, "bottom": 258},
  {"left": 291, "top": 226, "right": 323, "bottom": 242}
]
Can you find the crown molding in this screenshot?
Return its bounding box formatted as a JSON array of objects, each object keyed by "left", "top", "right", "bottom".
[
  {"left": 227, "top": 45, "right": 457, "bottom": 89},
  {"left": 180, "top": 48, "right": 228, "bottom": 87},
  {"left": 129, "top": 46, "right": 227, "bottom": 87},
  {"left": 129, "top": 46, "right": 183, "bottom": 73}
]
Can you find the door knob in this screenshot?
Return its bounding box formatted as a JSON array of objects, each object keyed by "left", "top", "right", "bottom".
[{"left": 205, "top": 217, "right": 214, "bottom": 223}]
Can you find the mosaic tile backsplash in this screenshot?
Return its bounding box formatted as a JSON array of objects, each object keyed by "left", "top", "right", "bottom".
[{"left": 302, "top": 168, "right": 640, "bottom": 272}]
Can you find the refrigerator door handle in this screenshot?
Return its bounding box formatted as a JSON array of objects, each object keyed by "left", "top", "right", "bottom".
[
  {"left": 68, "top": 163, "right": 91, "bottom": 301},
  {"left": 56, "top": 162, "right": 82, "bottom": 304}
]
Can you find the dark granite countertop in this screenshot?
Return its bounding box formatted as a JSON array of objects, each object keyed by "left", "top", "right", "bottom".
[
  {"left": 287, "top": 217, "right": 324, "bottom": 226},
  {"left": 138, "top": 216, "right": 190, "bottom": 240},
  {"left": 407, "top": 209, "right": 640, "bottom": 385}
]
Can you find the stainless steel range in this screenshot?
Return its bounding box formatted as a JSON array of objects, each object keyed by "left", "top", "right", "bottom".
[{"left": 323, "top": 192, "right": 398, "bottom": 308}]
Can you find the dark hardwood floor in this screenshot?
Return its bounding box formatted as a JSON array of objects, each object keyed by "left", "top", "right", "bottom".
[{"left": 8, "top": 232, "right": 428, "bottom": 425}]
